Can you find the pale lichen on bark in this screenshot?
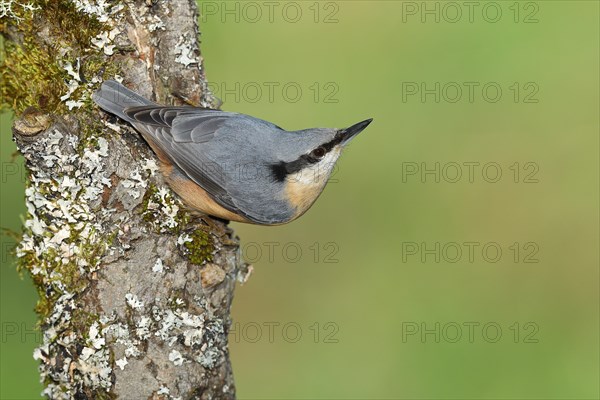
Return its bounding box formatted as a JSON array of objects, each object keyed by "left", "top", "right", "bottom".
[{"left": 2, "top": 1, "right": 245, "bottom": 398}]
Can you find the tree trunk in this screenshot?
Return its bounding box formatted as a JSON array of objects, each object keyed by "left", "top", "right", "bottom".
[{"left": 1, "top": 1, "right": 247, "bottom": 398}]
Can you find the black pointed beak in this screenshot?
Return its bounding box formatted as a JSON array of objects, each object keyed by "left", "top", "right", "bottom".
[{"left": 340, "top": 118, "right": 373, "bottom": 145}]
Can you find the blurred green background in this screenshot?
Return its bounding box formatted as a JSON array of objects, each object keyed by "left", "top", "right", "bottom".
[{"left": 1, "top": 1, "right": 599, "bottom": 399}]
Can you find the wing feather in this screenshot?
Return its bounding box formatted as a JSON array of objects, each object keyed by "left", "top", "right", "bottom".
[{"left": 123, "top": 105, "right": 262, "bottom": 221}]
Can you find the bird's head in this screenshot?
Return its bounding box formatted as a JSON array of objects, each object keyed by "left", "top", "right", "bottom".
[{"left": 270, "top": 118, "right": 373, "bottom": 220}]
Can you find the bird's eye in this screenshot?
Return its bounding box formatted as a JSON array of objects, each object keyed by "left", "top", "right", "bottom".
[{"left": 310, "top": 147, "right": 326, "bottom": 159}]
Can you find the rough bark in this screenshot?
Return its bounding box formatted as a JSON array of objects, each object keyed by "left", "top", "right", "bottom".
[{"left": 2, "top": 1, "right": 247, "bottom": 398}]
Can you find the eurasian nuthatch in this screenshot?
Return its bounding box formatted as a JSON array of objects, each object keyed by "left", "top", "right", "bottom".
[{"left": 93, "top": 80, "right": 372, "bottom": 225}]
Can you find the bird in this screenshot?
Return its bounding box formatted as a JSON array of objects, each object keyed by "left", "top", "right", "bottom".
[{"left": 92, "top": 80, "right": 372, "bottom": 225}]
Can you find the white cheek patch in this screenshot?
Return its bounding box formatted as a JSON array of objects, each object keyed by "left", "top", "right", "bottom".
[{"left": 292, "top": 147, "right": 340, "bottom": 186}]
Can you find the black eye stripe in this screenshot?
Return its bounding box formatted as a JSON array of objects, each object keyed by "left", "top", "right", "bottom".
[
  {"left": 269, "top": 157, "right": 310, "bottom": 182},
  {"left": 321, "top": 135, "right": 342, "bottom": 153},
  {"left": 269, "top": 133, "right": 343, "bottom": 182}
]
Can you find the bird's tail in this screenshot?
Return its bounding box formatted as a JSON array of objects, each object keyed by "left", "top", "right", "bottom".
[{"left": 92, "top": 80, "right": 155, "bottom": 122}]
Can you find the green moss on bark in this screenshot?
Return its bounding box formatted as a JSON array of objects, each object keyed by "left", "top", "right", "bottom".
[
  {"left": 0, "top": 0, "right": 119, "bottom": 114},
  {"left": 184, "top": 229, "right": 215, "bottom": 265},
  {"left": 141, "top": 183, "right": 215, "bottom": 264}
]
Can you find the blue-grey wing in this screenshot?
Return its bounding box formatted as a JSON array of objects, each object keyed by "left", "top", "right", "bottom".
[{"left": 123, "top": 106, "right": 290, "bottom": 224}]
